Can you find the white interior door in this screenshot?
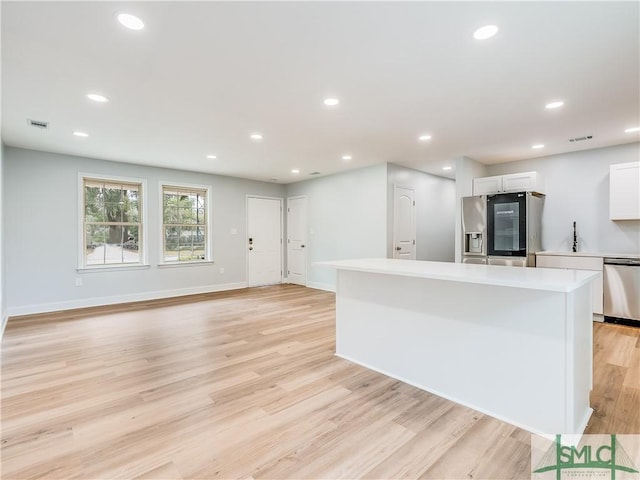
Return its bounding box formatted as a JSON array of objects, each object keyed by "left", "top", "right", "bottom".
[
  {"left": 247, "top": 196, "right": 282, "bottom": 286},
  {"left": 393, "top": 186, "right": 416, "bottom": 260},
  {"left": 287, "top": 196, "right": 307, "bottom": 286}
]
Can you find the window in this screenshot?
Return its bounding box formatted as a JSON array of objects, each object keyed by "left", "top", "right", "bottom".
[
  {"left": 81, "top": 176, "right": 145, "bottom": 268},
  {"left": 161, "top": 184, "right": 211, "bottom": 263}
]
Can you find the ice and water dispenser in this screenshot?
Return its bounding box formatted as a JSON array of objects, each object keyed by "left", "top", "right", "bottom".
[{"left": 464, "top": 232, "right": 484, "bottom": 254}]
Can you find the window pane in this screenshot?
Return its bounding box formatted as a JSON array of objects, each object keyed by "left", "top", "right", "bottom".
[
  {"left": 84, "top": 186, "right": 106, "bottom": 222},
  {"left": 123, "top": 226, "right": 139, "bottom": 252},
  {"left": 162, "top": 188, "right": 207, "bottom": 225},
  {"left": 181, "top": 226, "right": 206, "bottom": 261},
  {"left": 83, "top": 178, "right": 143, "bottom": 268},
  {"left": 85, "top": 224, "right": 107, "bottom": 265},
  {"left": 86, "top": 224, "right": 140, "bottom": 265},
  {"left": 163, "top": 225, "right": 206, "bottom": 262},
  {"left": 124, "top": 190, "right": 140, "bottom": 223},
  {"left": 163, "top": 193, "right": 179, "bottom": 224},
  {"left": 178, "top": 206, "right": 193, "bottom": 224},
  {"left": 104, "top": 187, "right": 125, "bottom": 222},
  {"left": 196, "top": 208, "right": 205, "bottom": 224},
  {"left": 162, "top": 185, "right": 208, "bottom": 262},
  {"left": 164, "top": 226, "right": 180, "bottom": 262}
]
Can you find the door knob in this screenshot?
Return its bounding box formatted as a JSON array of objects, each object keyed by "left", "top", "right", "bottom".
[
  {"left": 395, "top": 246, "right": 401, "bottom": 251},
  {"left": 301, "top": 245, "right": 305, "bottom": 248}
]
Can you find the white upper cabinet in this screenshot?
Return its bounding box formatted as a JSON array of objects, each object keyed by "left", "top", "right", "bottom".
[
  {"left": 472, "top": 175, "right": 503, "bottom": 195},
  {"left": 473, "top": 171, "right": 545, "bottom": 195},
  {"left": 610, "top": 162, "right": 640, "bottom": 220},
  {"left": 502, "top": 171, "right": 545, "bottom": 193}
]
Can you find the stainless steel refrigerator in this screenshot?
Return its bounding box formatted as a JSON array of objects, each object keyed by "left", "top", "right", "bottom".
[
  {"left": 462, "top": 192, "right": 543, "bottom": 267},
  {"left": 461, "top": 195, "right": 488, "bottom": 264}
]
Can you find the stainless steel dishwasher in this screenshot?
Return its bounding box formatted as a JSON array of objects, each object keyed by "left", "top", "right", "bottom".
[{"left": 603, "top": 257, "right": 640, "bottom": 326}]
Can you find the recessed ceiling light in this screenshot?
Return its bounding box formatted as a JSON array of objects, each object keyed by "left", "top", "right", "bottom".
[
  {"left": 545, "top": 101, "right": 564, "bottom": 109},
  {"left": 73, "top": 131, "right": 89, "bottom": 137},
  {"left": 291, "top": 169, "right": 300, "bottom": 174},
  {"left": 473, "top": 25, "right": 498, "bottom": 40},
  {"left": 342, "top": 155, "right": 352, "bottom": 161},
  {"left": 250, "top": 133, "right": 263, "bottom": 141},
  {"left": 532, "top": 144, "right": 545, "bottom": 149},
  {"left": 206, "top": 154, "right": 217, "bottom": 159},
  {"left": 323, "top": 98, "right": 339, "bottom": 106},
  {"left": 87, "top": 93, "right": 109, "bottom": 103},
  {"left": 624, "top": 127, "right": 640, "bottom": 133},
  {"left": 418, "top": 134, "right": 432, "bottom": 141},
  {"left": 442, "top": 166, "right": 452, "bottom": 171},
  {"left": 117, "top": 13, "right": 145, "bottom": 31}
]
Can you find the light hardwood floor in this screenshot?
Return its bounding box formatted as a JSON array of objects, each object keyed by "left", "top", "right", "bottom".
[{"left": 1, "top": 285, "right": 639, "bottom": 479}]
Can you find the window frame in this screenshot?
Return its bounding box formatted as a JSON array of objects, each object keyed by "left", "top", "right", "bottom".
[
  {"left": 159, "top": 181, "right": 213, "bottom": 266},
  {"left": 77, "top": 173, "right": 149, "bottom": 271}
]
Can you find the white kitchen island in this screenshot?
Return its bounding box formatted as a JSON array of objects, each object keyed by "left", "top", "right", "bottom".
[{"left": 316, "top": 258, "right": 599, "bottom": 435}]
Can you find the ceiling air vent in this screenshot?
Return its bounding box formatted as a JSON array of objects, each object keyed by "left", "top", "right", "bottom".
[
  {"left": 569, "top": 135, "right": 593, "bottom": 142},
  {"left": 308, "top": 172, "right": 321, "bottom": 176},
  {"left": 27, "top": 119, "right": 49, "bottom": 129}
]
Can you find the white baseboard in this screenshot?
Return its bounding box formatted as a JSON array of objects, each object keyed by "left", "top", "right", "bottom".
[
  {"left": 6, "top": 282, "right": 248, "bottom": 317},
  {"left": 307, "top": 281, "right": 336, "bottom": 292}
]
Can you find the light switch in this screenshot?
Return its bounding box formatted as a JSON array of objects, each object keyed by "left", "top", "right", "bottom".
[{"left": 231, "top": 228, "right": 237, "bottom": 235}]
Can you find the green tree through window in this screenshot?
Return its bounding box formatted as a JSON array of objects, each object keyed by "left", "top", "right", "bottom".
[
  {"left": 83, "top": 178, "right": 142, "bottom": 266},
  {"left": 162, "top": 185, "right": 208, "bottom": 262}
]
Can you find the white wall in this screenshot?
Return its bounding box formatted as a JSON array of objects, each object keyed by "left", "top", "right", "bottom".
[
  {"left": 286, "top": 164, "right": 388, "bottom": 290},
  {"left": 2, "top": 150, "right": 452, "bottom": 314},
  {"left": 4, "top": 147, "right": 286, "bottom": 315},
  {"left": 454, "top": 156, "right": 487, "bottom": 262},
  {"left": 486, "top": 142, "right": 640, "bottom": 254},
  {"left": 10, "top": 141, "right": 633, "bottom": 318},
  {"left": 386, "top": 163, "right": 455, "bottom": 262},
  {"left": 0, "top": 143, "right": 6, "bottom": 335}
]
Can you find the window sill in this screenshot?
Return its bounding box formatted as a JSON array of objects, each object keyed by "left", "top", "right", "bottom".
[
  {"left": 158, "top": 261, "right": 214, "bottom": 269},
  {"left": 77, "top": 264, "right": 151, "bottom": 273}
]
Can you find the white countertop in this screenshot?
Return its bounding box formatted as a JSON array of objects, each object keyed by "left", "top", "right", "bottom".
[
  {"left": 315, "top": 258, "right": 600, "bottom": 293},
  {"left": 537, "top": 251, "right": 640, "bottom": 259}
]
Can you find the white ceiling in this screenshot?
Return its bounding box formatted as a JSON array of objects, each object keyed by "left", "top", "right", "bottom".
[{"left": 2, "top": 1, "right": 639, "bottom": 183}]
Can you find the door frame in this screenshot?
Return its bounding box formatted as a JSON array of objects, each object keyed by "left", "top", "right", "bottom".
[
  {"left": 286, "top": 195, "right": 308, "bottom": 286},
  {"left": 245, "top": 195, "right": 284, "bottom": 286},
  {"left": 392, "top": 184, "right": 416, "bottom": 260}
]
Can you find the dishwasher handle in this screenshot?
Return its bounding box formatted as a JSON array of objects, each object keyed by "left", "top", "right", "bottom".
[{"left": 604, "top": 257, "right": 640, "bottom": 266}]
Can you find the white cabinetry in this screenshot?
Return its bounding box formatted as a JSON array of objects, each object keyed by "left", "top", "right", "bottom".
[
  {"left": 473, "top": 176, "right": 503, "bottom": 195},
  {"left": 536, "top": 254, "right": 603, "bottom": 315},
  {"left": 473, "top": 171, "right": 545, "bottom": 195},
  {"left": 503, "top": 171, "right": 544, "bottom": 193},
  {"left": 610, "top": 162, "right": 640, "bottom": 220}
]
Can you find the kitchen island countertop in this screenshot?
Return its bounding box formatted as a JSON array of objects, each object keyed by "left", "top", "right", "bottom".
[
  {"left": 316, "top": 258, "right": 599, "bottom": 293},
  {"left": 536, "top": 251, "right": 640, "bottom": 259}
]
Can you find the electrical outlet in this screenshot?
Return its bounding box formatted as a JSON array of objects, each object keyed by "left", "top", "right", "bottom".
[
  {"left": 219, "top": 267, "right": 225, "bottom": 274},
  {"left": 75, "top": 277, "right": 83, "bottom": 287}
]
